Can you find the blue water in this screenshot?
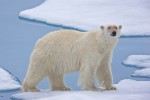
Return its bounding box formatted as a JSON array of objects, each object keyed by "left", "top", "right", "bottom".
[{"left": 0, "top": 0, "right": 150, "bottom": 100}]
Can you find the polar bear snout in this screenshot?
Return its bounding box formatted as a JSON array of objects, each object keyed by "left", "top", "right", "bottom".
[{"left": 111, "top": 31, "right": 116, "bottom": 36}]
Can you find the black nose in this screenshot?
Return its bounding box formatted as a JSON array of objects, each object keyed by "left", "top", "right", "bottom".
[{"left": 111, "top": 31, "right": 116, "bottom": 36}]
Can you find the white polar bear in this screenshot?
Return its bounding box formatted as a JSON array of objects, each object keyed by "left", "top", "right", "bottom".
[{"left": 22, "top": 25, "right": 122, "bottom": 92}]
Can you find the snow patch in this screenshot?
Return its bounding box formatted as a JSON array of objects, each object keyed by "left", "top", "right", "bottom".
[
  {"left": 123, "top": 55, "right": 150, "bottom": 78},
  {"left": 11, "top": 79, "right": 150, "bottom": 100},
  {"left": 0, "top": 67, "right": 21, "bottom": 92},
  {"left": 132, "top": 68, "right": 150, "bottom": 78},
  {"left": 19, "top": 0, "right": 150, "bottom": 36},
  {"left": 123, "top": 55, "right": 150, "bottom": 68}
]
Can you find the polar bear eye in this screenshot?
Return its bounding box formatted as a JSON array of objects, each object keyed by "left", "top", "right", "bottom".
[
  {"left": 119, "top": 25, "right": 122, "bottom": 30},
  {"left": 115, "top": 26, "right": 117, "bottom": 29}
]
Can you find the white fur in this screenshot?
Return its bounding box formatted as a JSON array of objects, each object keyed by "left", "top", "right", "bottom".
[{"left": 22, "top": 25, "right": 121, "bottom": 92}]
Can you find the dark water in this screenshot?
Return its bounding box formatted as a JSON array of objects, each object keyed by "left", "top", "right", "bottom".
[{"left": 0, "top": 0, "right": 150, "bottom": 100}]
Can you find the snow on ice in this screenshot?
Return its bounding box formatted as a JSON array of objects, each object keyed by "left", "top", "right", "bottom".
[
  {"left": 11, "top": 79, "right": 150, "bottom": 100},
  {"left": 19, "top": 0, "right": 150, "bottom": 36},
  {"left": 123, "top": 55, "right": 150, "bottom": 68},
  {"left": 0, "top": 67, "right": 21, "bottom": 92},
  {"left": 123, "top": 55, "right": 150, "bottom": 78},
  {"left": 132, "top": 68, "right": 150, "bottom": 78}
]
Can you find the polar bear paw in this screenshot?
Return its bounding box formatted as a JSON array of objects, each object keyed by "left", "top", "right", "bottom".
[
  {"left": 22, "top": 87, "right": 40, "bottom": 92},
  {"left": 30, "top": 88, "right": 40, "bottom": 92},
  {"left": 103, "top": 85, "right": 116, "bottom": 91},
  {"left": 63, "top": 86, "right": 71, "bottom": 91},
  {"left": 52, "top": 86, "right": 71, "bottom": 91},
  {"left": 84, "top": 86, "right": 101, "bottom": 91}
]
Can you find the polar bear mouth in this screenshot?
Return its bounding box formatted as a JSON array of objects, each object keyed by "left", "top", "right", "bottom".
[{"left": 111, "top": 31, "right": 116, "bottom": 36}]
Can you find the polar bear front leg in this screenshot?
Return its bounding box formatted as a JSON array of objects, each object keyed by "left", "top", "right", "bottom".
[
  {"left": 78, "top": 62, "right": 99, "bottom": 91},
  {"left": 101, "top": 66, "right": 116, "bottom": 90},
  {"left": 96, "top": 52, "right": 116, "bottom": 90}
]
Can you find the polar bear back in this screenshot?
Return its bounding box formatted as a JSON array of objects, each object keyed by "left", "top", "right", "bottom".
[{"left": 32, "top": 30, "right": 87, "bottom": 74}]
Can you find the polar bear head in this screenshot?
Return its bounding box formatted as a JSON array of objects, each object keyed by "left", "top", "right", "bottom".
[{"left": 100, "top": 25, "right": 122, "bottom": 38}]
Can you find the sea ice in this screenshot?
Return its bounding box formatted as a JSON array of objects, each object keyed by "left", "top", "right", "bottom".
[
  {"left": 132, "top": 68, "right": 150, "bottom": 78},
  {"left": 123, "top": 55, "right": 150, "bottom": 68},
  {"left": 11, "top": 79, "right": 150, "bottom": 100},
  {"left": 19, "top": 0, "right": 150, "bottom": 36},
  {"left": 123, "top": 55, "right": 150, "bottom": 78},
  {"left": 0, "top": 67, "right": 21, "bottom": 92}
]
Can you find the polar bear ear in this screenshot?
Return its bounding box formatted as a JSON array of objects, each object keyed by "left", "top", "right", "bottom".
[
  {"left": 100, "top": 25, "right": 104, "bottom": 30},
  {"left": 119, "top": 25, "right": 122, "bottom": 30}
]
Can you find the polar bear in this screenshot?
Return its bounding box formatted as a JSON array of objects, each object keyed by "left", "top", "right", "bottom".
[{"left": 22, "top": 25, "right": 122, "bottom": 92}]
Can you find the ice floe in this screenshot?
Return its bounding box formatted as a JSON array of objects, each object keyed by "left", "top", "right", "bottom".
[
  {"left": 19, "top": 0, "right": 150, "bottom": 36},
  {"left": 123, "top": 55, "right": 150, "bottom": 78},
  {"left": 11, "top": 79, "right": 150, "bottom": 100},
  {"left": 0, "top": 67, "right": 21, "bottom": 92},
  {"left": 132, "top": 68, "right": 150, "bottom": 78}
]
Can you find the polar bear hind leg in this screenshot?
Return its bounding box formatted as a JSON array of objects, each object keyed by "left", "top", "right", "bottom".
[
  {"left": 22, "top": 61, "right": 47, "bottom": 92},
  {"left": 48, "top": 72, "right": 71, "bottom": 91}
]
